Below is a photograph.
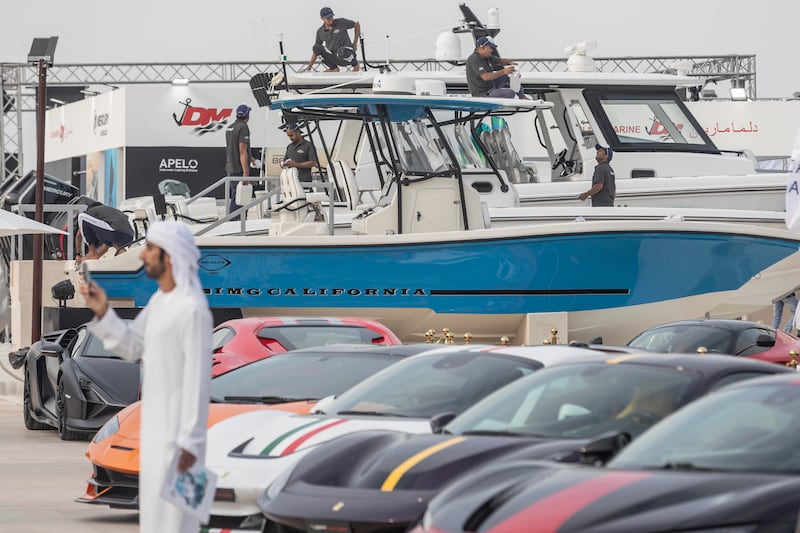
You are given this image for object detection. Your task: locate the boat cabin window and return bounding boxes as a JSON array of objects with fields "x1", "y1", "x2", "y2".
[{"x1": 583, "y1": 88, "x2": 717, "y2": 153}]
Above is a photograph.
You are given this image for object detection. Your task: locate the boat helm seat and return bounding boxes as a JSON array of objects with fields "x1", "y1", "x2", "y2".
[
  {"x1": 273, "y1": 168, "x2": 325, "y2": 220},
  {"x1": 331, "y1": 160, "x2": 376, "y2": 211}
]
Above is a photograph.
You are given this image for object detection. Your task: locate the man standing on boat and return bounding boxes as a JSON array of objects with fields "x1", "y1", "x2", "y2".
[
  {"x1": 225, "y1": 104, "x2": 252, "y2": 221},
  {"x1": 302, "y1": 7, "x2": 361, "y2": 73},
  {"x1": 466, "y1": 36, "x2": 524, "y2": 99},
  {"x1": 281, "y1": 123, "x2": 318, "y2": 183},
  {"x1": 579, "y1": 144, "x2": 616, "y2": 206}
]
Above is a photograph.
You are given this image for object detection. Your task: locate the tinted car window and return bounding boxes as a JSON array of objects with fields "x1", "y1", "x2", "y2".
[
  {"x1": 735, "y1": 328, "x2": 773, "y2": 356},
  {"x1": 711, "y1": 372, "x2": 774, "y2": 391},
  {"x1": 628, "y1": 325, "x2": 733, "y2": 354},
  {"x1": 210, "y1": 351, "x2": 403, "y2": 402},
  {"x1": 609, "y1": 383, "x2": 800, "y2": 473},
  {"x1": 328, "y1": 352, "x2": 540, "y2": 418},
  {"x1": 446, "y1": 363, "x2": 698, "y2": 439},
  {"x1": 82, "y1": 332, "x2": 122, "y2": 358}
]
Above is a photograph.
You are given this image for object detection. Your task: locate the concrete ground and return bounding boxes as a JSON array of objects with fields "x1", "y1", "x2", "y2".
[{"x1": 0, "y1": 382, "x2": 138, "y2": 532}]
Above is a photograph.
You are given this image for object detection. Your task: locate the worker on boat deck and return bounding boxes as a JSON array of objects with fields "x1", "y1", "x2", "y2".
[
  {"x1": 579, "y1": 144, "x2": 616, "y2": 207},
  {"x1": 302, "y1": 7, "x2": 361, "y2": 73},
  {"x1": 466, "y1": 36, "x2": 525, "y2": 99},
  {"x1": 224, "y1": 104, "x2": 252, "y2": 221},
  {"x1": 281, "y1": 123, "x2": 319, "y2": 184}
]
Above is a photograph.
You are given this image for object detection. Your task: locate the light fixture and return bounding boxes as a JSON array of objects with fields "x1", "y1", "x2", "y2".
[
  {"x1": 80, "y1": 89, "x2": 100, "y2": 96},
  {"x1": 729, "y1": 87, "x2": 747, "y2": 101},
  {"x1": 700, "y1": 88, "x2": 717, "y2": 99},
  {"x1": 49, "y1": 97, "x2": 66, "y2": 105},
  {"x1": 171, "y1": 78, "x2": 190, "y2": 86}
]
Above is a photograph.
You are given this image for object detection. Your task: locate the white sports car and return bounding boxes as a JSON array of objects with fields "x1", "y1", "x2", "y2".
[{"x1": 204, "y1": 344, "x2": 606, "y2": 530}]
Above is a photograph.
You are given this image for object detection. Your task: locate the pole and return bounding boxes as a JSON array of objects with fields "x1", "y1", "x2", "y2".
[{"x1": 31, "y1": 59, "x2": 46, "y2": 343}]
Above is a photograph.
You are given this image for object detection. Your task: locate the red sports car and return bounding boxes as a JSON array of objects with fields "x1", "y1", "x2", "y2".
[{"x1": 211, "y1": 316, "x2": 401, "y2": 376}]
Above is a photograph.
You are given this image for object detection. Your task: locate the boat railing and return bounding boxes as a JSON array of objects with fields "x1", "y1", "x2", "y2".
[{"x1": 192, "y1": 175, "x2": 337, "y2": 236}]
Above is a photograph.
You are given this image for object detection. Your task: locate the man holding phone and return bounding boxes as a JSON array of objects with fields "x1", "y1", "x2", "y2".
[{"x1": 80, "y1": 221, "x2": 212, "y2": 533}]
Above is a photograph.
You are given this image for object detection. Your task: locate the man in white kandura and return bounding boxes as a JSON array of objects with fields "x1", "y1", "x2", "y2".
[{"x1": 80, "y1": 221, "x2": 213, "y2": 532}]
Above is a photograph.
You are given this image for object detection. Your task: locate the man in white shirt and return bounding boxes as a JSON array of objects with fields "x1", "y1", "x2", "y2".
[{"x1": 80, "y1": 221, "x2": 212, "y2": 532}]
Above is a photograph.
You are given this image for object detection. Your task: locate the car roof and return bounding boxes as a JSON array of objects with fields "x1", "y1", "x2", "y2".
[
  {"x1": 636, "y1": 319, "x2": 773, "y2": 334},
  {"x1": 716, "y1": 371, "x2": 800, "y2": 390},
  {"x1": 552, "y1": 351, "x2": 795, "y2": 373}
]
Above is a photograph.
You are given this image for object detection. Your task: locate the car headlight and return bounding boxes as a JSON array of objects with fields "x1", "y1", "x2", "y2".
[{"x1": 93, "y1": 415, "x2": 120, "y2": 443}]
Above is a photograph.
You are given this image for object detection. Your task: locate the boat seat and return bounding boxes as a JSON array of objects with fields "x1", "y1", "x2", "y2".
[
  {"x1": 272, "y1": 168, "x2": 327, "y2": 223},
  {"x1": 331, "y1": 160, "x2": 376, "y2": 211},
  {"x1": 480, "y1": 125, "x2": 538, "y2": 184}
]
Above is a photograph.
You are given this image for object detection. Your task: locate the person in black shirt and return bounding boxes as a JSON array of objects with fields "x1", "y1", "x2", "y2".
[
  {"x1": 75, "y1": 202, "x2": 135, "y2": 263},
  {"x1": 281, "y1": 124, "x2": 318, "y2": 183},
  {"x1": 579, "y1": 144, "x2": 617, "y2": 206},
  {"x1": 466, "y1": 36, "x2": 524, "y2": 98},
  {"x1": 302, "y1": 7, "x2": 361, "y2": 72},
  {"x1": 225, "y1": 104, "x2": 252, "y2": 220}
]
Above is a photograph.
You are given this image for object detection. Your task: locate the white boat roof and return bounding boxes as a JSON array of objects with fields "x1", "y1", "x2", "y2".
[{"x1": 286, "y1": 69, "x2": 698, "y2": 90}]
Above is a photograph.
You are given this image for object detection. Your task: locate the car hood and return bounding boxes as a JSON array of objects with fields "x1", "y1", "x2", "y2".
[
  {"x1": 425, "y1": 464, "x2": 800, "y2": 533},
  {"x1": 282, "y1": 433, "x2": 583, "y2": 493},
  {"x1": 206, "y1": 411, "x2": 431, "y2": 463},
  {"x1": 75, "y1": 357, "x2": 140, "y2": 404}
]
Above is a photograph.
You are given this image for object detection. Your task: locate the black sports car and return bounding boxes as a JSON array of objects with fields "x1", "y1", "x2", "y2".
[
  {"x1": 22, "y1": 322, "x2": 140, "y2": 440},
  {"x1": 258, "y1": 353, "x2": 793, "y2": 533},
  {"x1": 413, "y1": 373, "x2": 800, "y2": 533}
]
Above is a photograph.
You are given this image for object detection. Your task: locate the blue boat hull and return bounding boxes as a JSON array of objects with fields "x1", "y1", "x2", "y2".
[{"x1": 92, "y1": 228, "x2": 799, "y2": 315}]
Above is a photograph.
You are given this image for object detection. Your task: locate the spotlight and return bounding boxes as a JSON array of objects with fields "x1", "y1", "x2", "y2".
[
  {"x1": 51, "y1": 279, "x2": 75, "y2": 307},
  {"x1": 171, "y1": 78, "x2": 190, "y2": 86}
]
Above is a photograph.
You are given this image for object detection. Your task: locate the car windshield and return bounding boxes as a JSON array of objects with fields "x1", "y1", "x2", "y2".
[
  {"x1": 628, "y1": 325, "x2": 733, "y2": 354},
  {"x1": 609, "y1": 381, "x2": 800, "y2": 473},
  {"x1": 257, "y1": 325, "x2": 383, "y2": 350},
  {"x1": 327, "y1": 352, "x2": 540, "y2": 418},
  {"x1": 446, "y1": 363, "x2": 697, "y2": 439},
  {"x1": 82, "y1": 333, "x2": 123, "y2": 358},
  {"x1": 210, "y1": 351, "x2": 403, "y2": 402}
]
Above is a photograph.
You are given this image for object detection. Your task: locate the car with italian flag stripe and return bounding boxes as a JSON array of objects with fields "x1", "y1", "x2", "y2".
[{"x1": 203, "y1": 344, "x2": 608, "y2": 530}]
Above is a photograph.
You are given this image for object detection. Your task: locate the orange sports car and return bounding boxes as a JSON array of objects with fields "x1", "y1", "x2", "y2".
[{"x1": 77, "y1": 343, "x2": 426, "y2": 509}]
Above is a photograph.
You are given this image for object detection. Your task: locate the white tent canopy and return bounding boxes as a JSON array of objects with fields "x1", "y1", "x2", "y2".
[{"x1": 0, "y1": 209, "x2": 66, "y2": 237}]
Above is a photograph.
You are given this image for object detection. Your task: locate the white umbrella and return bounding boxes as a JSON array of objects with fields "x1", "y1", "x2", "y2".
[{"x1": 0, "y1": 209, "x2": 66, "y2": 237}]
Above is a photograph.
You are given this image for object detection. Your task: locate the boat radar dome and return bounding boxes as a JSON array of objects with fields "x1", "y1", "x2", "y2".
[
  {"x1": 565, "y1": 41, "x2": 597, "y2": 73},
  {"x1": 435, "y1": 31, "x2": 462, "y2": 62},
  {"x1": 372, "y1": 75, "x2": 417, "y2": 95},
  {"x1": 486, "y1": 7, "x2": 500, "y2": 29}
]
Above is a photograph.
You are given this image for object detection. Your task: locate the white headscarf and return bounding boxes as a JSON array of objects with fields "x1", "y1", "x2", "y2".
[{"x1": 146, "y1": 221, "x2": 201, "y2": 294}]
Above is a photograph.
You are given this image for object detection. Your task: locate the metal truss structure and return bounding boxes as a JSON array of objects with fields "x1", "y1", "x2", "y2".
[{"x1": 0, "y1": 54, "x2": 757, "y2": 184}]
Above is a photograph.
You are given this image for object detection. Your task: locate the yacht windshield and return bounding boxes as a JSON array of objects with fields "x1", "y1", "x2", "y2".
[
  {"x1": 391, "y1": 120, "x2": 449, "y2": 174},
  {"x1": 584, "y1": 89, "x2": 717, "y2": 152}
]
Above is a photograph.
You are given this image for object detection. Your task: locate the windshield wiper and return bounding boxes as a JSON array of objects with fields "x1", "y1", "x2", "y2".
[
  {"x1": 658, "y1": 461, "x2": 714, "y2": 471},
  {"x1": 335, "y1": 410, "x2": 413, "y2": 417},
  {"x1": 223, "y1": 396, "x2": 317, "y2": 404},
  {"x1": 459, "y1": 430, "x2": 534, "y2": 437}
]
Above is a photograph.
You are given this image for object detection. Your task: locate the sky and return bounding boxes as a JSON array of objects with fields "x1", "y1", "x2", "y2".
[{"x1": 0, "y1": 0, "x2": 798, "y2": 98}]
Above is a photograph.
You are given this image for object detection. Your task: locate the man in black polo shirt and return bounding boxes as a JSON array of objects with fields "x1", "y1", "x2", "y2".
[
  {"x1": 466, "y1": 36, "x2": 524, "y2": 99},
  {"x1": 579, "y1": 144, "x2": 617, "y2": 206},
  {"x1": 281, "y1": 123, "x2": 318, "y2": 183},
  {"x1": 302, "y1": 6, "x2": 361, "y2": 72},
  {"x1": 225, "y1": 104, "x2": 252, "y2": 220}
]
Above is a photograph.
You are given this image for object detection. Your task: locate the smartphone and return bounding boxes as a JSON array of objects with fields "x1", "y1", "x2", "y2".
[{"x1": 81, "y1": 262, "x2": 92, "y2": 286}]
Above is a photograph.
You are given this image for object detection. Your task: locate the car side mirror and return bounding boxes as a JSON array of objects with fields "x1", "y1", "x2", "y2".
[
  {"x1": 756, "y1": 334, "x2": 775, "y2": 347},
  {"x1": 429, "y1": 412, "x2": 457, "y2": 434},
  {"x1": 590, "y1": 336, "x2": 603, "y2": 345},
  {"x1": 40, "y1": 342, "x2": 64, "y2": 357},
  {"x1": 579, "y1": 431, "x2": 631, "y2": 466},
  {"x1": 311, "y1": 395, "x2": 337, "y2": 414}
]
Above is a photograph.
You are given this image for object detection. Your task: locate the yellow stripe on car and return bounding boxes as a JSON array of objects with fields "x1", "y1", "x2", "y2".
[
  {"x1": 606, "y1": 354, "x2": 642, "y2": 364},
  {"x1": 381, "y1": 437, "x2": 468, "y2": 492}
]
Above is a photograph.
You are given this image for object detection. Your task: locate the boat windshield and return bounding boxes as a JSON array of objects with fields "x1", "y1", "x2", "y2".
[
  {"x1": 391, "y1": 119, "x2": 450, "y2": 174},
  {"x1": 584, "y1": 88, "x2": 717, "y2": 152}
]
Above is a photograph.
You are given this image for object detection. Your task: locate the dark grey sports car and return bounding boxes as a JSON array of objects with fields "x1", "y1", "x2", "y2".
[{"x1": 21, "y1": 322, "x2": 140, "y2": 440}]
